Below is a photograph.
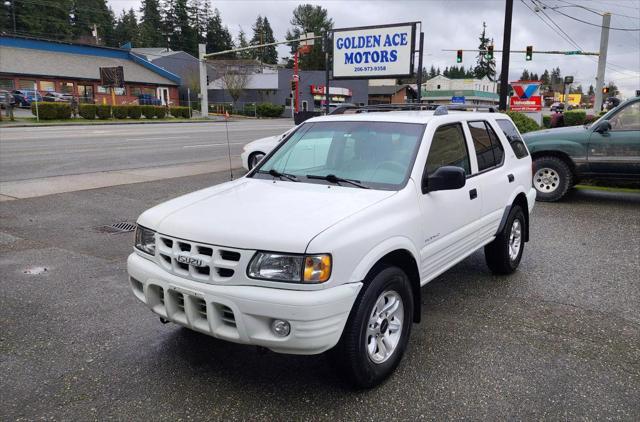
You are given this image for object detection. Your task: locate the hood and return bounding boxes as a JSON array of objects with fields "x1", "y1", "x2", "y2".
[
  {"x1": 523, "y1": 125, "x2": 589, "y2": 141},
  {"x1": 138, "y1": 178, "x2": 396, "y2": 252},
  {"x1": 245, "y1": 135, "x2": 280, "y2": 151}
]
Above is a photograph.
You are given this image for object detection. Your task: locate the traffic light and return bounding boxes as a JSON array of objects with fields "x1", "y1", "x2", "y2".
[
  {"x1": 602, "y1": 87, "x2": 610, "y2": 94},
  {"x1": 526, "y1": 46, "x2": 533, "y2": 61},
  {"x1": 456, "y1": 50, "x2": 463, "y2": 63},
  {"x1": 486, "y1": 45, "x2": 494, "y2": 60}
]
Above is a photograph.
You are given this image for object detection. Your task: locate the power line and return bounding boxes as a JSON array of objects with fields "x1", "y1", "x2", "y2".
[
  {"x1": 537, "y1": 0, "x2": 640, "y2": 30},
  {"x1": 554, "y1": 0, "x2": 640, "y2": 20},
  {"x1": 520, "y1": 0, "x2": 583, "y2": 51}
]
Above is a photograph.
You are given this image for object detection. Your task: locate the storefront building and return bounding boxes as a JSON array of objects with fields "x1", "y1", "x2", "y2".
[{"x1": 0, "y1": 35, "x2": 180, "y2": 105}]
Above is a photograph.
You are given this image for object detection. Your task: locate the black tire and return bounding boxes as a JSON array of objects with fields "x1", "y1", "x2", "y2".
[
  {"x1": 330, "y1": 266, "x2": 414, "y2": 389},
  {"x1": 533, "y1": 156, "x2": 573, "y2": 202},
  {"x1": 485, "y1": 205, "x2": 526, "y2": 275},
  {"x1": 248, "y1": 152, "x2": 265, "y2": 170}
]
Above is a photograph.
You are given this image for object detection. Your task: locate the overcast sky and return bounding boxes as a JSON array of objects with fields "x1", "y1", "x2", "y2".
[{"x1": 107, "y1": 0, "x2": 640, "y2": 97}]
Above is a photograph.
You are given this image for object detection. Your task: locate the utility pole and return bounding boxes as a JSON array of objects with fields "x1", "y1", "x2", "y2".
[
  {"x1": 198, "y1": 43, "x2": 208, "y2": 118},
  {"x1": 416, "y1": 32, "x2": 424, "y2": 103},
  {"x1": 499, "y1": 0, "x2": 513, "y2": 111},
  {"x1": 593, "y1": 12, "x2": 611, "y2": 114}
]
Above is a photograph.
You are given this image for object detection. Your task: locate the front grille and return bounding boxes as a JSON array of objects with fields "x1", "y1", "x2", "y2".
[{"x1": 156, "y1": 234, "x2": 245, "y2": 284}]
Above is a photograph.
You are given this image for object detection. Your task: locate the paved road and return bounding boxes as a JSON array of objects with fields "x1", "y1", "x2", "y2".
[
  {"x1": 1, "y1": 173, "x2": 638, "y2": 420},
  {"x1": 0, "y1": 120, "x2": 293, "y2": 182}
]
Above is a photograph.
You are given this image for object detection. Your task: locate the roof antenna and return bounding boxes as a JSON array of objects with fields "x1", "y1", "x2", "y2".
[{"x1": 224, "y1": 110, "x2": 234, "y2": 180}]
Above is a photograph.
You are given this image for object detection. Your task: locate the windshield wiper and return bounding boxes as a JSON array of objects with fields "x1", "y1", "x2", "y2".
[
  {"x1": 259, "y1": 169, "x2": 298, "y2": 182},
  {"x1": 306, "y1": 174, "x2": 369, "y2": 189}
]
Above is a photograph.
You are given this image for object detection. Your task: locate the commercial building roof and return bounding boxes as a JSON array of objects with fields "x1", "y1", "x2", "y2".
[{"x1": 0, "y1": 36, "x2": 180, "y2": 86}]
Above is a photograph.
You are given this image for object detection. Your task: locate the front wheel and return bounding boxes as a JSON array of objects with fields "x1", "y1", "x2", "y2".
[
  {"x1": 331, "y1": 266, "x2": 414, "y2": 388},
  {"x1": 248, "y1": 152, "x2": 265, "y2": 170}
]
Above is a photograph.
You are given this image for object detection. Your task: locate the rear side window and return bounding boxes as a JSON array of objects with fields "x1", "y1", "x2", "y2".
[
  {"x1": 496, "y1": 119, "x2": 529, "y2": 159},
  {"x1": 426, "y1": 123, "x2": 470, "y2": 176},
  {"x1": 468, "y1": 121, "x2": 504, "y2": 172}
]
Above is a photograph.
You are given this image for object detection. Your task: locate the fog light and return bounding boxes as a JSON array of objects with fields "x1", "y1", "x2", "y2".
[{"x1": 271, "y1": 319, "x2": 291, "y2": 337}]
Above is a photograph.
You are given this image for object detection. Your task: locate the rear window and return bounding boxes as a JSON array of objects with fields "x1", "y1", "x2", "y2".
[{"x1": 496, "y1": 119, "x2": 529, "y2": 159}]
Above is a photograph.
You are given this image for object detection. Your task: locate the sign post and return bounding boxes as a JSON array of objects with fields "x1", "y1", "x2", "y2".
[{"x1": 510, "y1": 80, "x2": 542, "y2": 125}]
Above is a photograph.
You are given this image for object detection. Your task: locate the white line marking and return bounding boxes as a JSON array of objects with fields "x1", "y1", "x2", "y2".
[{"x1": 183, "y1": 144, "x2": 216, "y2": 148}]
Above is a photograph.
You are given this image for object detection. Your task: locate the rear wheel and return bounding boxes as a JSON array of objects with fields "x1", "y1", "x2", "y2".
[
  {"x1": 533, "y1": 156, "x2": 573, "y2": 202},
  {"x1": 485, "y1": 205, "x2": 526, "y2": 275},
  {"x1": 331, "y1": 266, "x2": 413, "y2": 388}
]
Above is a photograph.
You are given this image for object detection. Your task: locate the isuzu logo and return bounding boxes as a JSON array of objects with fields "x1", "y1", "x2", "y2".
[{"x1": 176, "y1": 253, "x2": 205, "y2": 267}]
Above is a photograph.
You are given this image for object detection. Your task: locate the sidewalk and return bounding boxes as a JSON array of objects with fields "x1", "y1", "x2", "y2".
[{"x1": 0, "y1": 159, "x2": 243, "y2": 201}]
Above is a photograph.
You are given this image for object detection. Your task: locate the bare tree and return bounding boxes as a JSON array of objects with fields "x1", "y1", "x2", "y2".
[{"x1": 221, "y1": 66, "x2": 249, "y2": 106}]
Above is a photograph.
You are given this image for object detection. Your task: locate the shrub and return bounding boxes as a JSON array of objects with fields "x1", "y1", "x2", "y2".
[
  {"x1": 127, "y1": 105, "x2": 142, "y2": 119},
  {"x1": 79, "y1": 104, "x2": 97, "y2": 119},
  {"x1": 584, "y1": 114, "x2": 597, "y2": 125},
  {"x1": 564, "y1": 110, "x2": 587, "y2": 126},
  {"x1": 31, "y1": 102, "x2": 71, "y2": 120},
  {"x1": 542, "y1": 115, "x2": 551, "y2": 128},
  {"x1": 170, "y1": 106, "x2": 190, "y2": 118},
  {"x1": 598, "y1": 110, "x2": 607, "y2": 116},
  {"x1": 96, "y1": 105, "x2": 111, "y2": 119},
  {"x1": 140, "y1": 105, "x2": 155, "y2": 118},
  {"x1": 256, "y1": 102, "x2": 285, "y2": 118},
  {"x1": 154, "y1": 106, "x2": 167, "y2": 118},
  {"x1": 243, "y1": 103, "x2": 256, "y2": 116},
  {"x1": 112, "y1": 105, "x2": 128, "y2": 119},
  {"x1": 505, "y1": 111, "x2": 540, "y2": 133}
]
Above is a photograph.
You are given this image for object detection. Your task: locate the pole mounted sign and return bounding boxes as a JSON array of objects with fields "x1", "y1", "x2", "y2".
[
  {"x1": 509, "y1": 80, "x2": 542, "y2": 112},
  {"x1": 332, "y1": 22, "x2": 416, "y2": 79}
]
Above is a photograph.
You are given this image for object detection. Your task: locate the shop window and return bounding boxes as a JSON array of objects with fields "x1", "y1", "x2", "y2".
[
  {"x1": 18, "y1": 79, "x2": 36, "y2": 90},
  {"x1": 98, "y1": 86, "x2": 126, "y2": 95},
  {"x1": 40, "y1": 81, "x2": 55, "y2": 92},
  {"x1": 0, "y1": 78, "x2": 15, "y2": 90},
  {"x1": 130, "y1": 87, "x2": 142, "y2": 96},
  {"x1": 60, "y1": 82, "x2": 74, "y2": 94},
  {"x1": 142, "y1": 87, "x2": 155, "y2": 96}
]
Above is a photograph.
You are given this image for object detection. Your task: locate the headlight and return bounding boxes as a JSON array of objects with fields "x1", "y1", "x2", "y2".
[
  {"x1": 134, "y1": 225, "x2": 156, "y2": 255},
  {"x1": 248, "y1": 252, "x2": 331, "y2": 283}
]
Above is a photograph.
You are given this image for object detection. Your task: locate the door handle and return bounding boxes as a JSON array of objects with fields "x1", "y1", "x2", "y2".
[
  {"x1": 469, "y1": 189, "x2": 478, "y2": 200},
  {"x1": 508, "y1": 174, "x2": 515, "y2": 183}
]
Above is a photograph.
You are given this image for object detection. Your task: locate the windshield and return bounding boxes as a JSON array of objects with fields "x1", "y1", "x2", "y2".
[{"x1": 252, "y1": 121, "x2": 425, "y2": 190}]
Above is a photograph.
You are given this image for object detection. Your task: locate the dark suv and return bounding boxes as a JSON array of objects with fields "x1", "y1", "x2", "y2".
[{"x1": 523, "y1": 97, "x2": 640, "y2": 201}]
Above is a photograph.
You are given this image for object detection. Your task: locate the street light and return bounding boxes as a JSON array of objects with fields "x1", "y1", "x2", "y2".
[{"x1": 3, "y1": 0, "x2": 16, "y2": 33}]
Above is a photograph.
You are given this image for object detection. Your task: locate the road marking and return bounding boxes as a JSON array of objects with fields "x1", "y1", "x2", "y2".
[
  {"x1": 125, "y1": 136, "x2": 185, "y2": 141},
  {"x1": 183, "y1": 144, "x2": 216, "y2": 148}
]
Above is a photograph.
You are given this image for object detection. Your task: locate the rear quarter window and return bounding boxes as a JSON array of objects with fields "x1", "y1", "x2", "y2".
[{"x1": 496, "y1": 119, "x2": 529, "y2": 159}]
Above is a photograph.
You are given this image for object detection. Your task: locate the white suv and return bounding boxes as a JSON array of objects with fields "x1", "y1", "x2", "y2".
[{"x1": 128, "y1": 108, "x2": 536, "y2": 388}]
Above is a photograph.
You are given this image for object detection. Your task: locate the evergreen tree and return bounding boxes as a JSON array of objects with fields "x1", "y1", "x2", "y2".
[
  {"x1": 205, "y1": 9, "x2": 234, "y2": 57},
  {"x1": 550, "y1": 67, "x2": 563, "y2": 92},
  {"x1": 436, "y1": 67, "x2": 441, "y2": 76},
  {"x1": 540, "y1": 69, "x2": 550, "y2": 86},
  {"x1": 164, "y1": 0, "x2": 197, "y2": 55},
  {"x1": 473, "y1": 22, "x2": 496, "y2": 80},
  {"x1": 588, "y1": 84, "x2": 595, "y2": 96},
  {"x1": 72, "y1": 0, "x2": 116, "y2": 46},
  {"x1": 428, "y1": 65, "x2": 437, "y2": 78},
  {"x1": 285, "y1": 4, "x2": 333, "y2": 70},
  {"x1": 236, "y1": 28, "x2": 253, "y2": 59},
  {"x1": 114, "y1": 8, "x2": 139, "y2": 47},
  {"x1": 519, "y1": 69, "x2": 530, "y2": 80},
  {"x1": 139, "y1": 0, "x2": 164, "y2": 47}
]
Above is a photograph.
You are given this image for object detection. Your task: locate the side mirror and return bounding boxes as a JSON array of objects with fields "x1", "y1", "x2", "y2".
[
  {"x1": 422, "y1": 166, "x2": 466, "y2": 194},
  {"x1": 594, "y1": 120, "x2": 611, "y2": 134}
]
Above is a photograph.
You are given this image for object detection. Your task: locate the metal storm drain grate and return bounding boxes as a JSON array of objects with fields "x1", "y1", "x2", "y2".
[{"x1": 94, "y1": 221, "x2": 136, "y2": 234}]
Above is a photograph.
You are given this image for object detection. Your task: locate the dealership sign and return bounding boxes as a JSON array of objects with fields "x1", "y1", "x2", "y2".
[
  {"x1": 510, "y1": 81, "x2": 542, "y2": 112},
  {"x1": 332, "y1": 23, "x2": 416, "y2": 79}
]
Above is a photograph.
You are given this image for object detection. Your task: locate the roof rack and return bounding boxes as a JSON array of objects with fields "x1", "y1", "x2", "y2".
[{"x1": 329, "y1": 103, "x2": 498, "y2": 115}]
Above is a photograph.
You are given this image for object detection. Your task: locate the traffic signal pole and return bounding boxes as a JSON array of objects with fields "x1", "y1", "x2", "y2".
[
  {"x1": 198, "y1": 44, "x2": 208, "y2": 118},
  {"x1": 499, "y1": 0, "x2": 513, "y2": 111},
  {"x1": 593, "y1": 12, "x2": 611, "y2": 114}
]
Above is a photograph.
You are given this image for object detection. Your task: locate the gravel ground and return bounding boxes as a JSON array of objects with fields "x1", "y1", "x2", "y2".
[{"x1": 1, "y1": 173, "x2": 638, "y2": 421}]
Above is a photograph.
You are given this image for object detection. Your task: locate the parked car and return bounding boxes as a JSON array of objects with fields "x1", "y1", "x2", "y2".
[
  {"x1": 42, "y1": 92, "x2": 72, "y2": 102},
  {"x1": 12, "y1": 89, "x2": 43, "y2": 107},
  {"x1": 128, "y1": 106, "x2": 536, "y2": 387},
  {"x1": 241, "y1": 127, "x2": 295, "y2": 170},
  {"x1": 524, "y1": 96, "x2": 640, "y2": 201},
  {"x1": 550, "y1": 102, "x2": 574, "y2": 112},
  {"x1": 138, "y1": 94, "x2": 161, "y2": 105}
]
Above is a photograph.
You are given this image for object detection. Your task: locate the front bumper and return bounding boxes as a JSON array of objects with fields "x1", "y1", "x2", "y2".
[
  {"x1": 240, "y1": 150, "x2": 250, "y2": 170},
  {"x1": 127, "y1": 253, "x2": 362, "y2": 354}
]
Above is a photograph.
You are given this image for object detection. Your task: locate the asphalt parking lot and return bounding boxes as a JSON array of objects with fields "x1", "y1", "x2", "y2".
[{"x1": 1, "y1": 173, "x2": 639, "y2": 420}]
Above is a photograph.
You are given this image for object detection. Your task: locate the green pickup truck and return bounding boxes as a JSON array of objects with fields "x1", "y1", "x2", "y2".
[{"x1": 523, "y1": 97, "x2": 640, "y2": 201}]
